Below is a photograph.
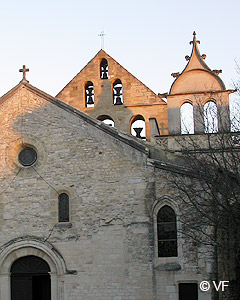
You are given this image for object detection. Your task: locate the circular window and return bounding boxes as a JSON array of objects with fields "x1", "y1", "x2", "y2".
[{"x1": 18, "y1": 147, "x2": 37, "y2": 166}]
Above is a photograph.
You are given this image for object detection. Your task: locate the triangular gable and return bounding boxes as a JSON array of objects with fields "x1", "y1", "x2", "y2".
[{"x1": 56, "y1": 49, "x2": 165, "y2": 106}]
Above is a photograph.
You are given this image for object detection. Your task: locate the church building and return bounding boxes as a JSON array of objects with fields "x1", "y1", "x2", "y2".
[{"x1": 0, "y1": 32, "x2": 234, "y2": 300}]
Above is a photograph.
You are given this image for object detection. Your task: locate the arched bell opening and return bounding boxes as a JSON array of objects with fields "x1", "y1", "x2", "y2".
[
  {"x1": 113, "y1": 79, "x2": 123, "y2": 105},
  {"x1": 130, "y1": 115, "x2": 146, "y2": 139},
  {"x1": 204, "y1": 101, "x2": 218, "y2": 133},
  {"x1": 100, "y1": 58, "x2": 109, "y2": 79},
  {"x1": 85, "y1": 81, "x2": 95, "y2": 108},
  {"x1": 180, "y1": 102, "x2": 194, "y2": 134},
  {"x1": 11, "y1": 255, "x2": 51, "y2": 300},
  {"x1": 97, "y1": 115, "x2": 115, "y2": 127}
]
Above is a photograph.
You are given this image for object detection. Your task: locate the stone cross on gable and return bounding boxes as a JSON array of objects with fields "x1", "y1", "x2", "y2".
[{"x1": 19, "y1": 65, "x2": 29, "y2": 82}]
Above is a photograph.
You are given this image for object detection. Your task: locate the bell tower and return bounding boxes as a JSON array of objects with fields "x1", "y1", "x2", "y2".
[{"x1": 166, "y1": 32, "x2": 234, "y2": 135}]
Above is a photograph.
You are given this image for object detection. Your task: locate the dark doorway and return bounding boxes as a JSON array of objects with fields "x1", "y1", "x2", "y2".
[
  {"x1": 11, "y1": 256, "x2": 51, "y2": 300},
  {"x1": 179, "y1": 283, "x2": 198, "y2": 300}
]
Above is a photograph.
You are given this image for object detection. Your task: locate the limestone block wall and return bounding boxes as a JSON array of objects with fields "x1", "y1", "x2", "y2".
[
  {"x1": 0, "y1": 85, "x2": 213, "y2": 299},
  {"x1": 152, "y1": 168, "x2": 212, "y2": 300},
  {"x1": 0, "y1": 86, "x2": 155, "y2": 299}
]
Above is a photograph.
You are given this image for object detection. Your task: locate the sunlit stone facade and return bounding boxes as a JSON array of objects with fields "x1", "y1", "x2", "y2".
[{"x1": 0, "y1": 32, "x2": 233, "y2": 300}]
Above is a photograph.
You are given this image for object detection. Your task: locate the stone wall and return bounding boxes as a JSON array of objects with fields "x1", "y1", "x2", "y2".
[
  {"x1": 0, "y1": 85, "x2": 212, "y2": 299},
  {"x1": 0, "y1": 85, "x2": 154, "y2": 299}
]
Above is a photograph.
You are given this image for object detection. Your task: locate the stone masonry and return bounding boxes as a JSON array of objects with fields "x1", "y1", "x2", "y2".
[
  {"x1": 0, "y1": 31, "x2": 234, "y2": 300},
  {"x1": 0, "y1": 81, "x2": 212, "y2": 300}
]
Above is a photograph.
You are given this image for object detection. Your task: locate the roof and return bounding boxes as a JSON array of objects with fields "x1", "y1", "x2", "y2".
[{"x1": 169, "y1": 32, "x2": 226, "y2": 95}]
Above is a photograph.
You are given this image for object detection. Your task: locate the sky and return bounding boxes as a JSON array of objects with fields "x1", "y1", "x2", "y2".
[{"x1": 0, "y1": 0, "x2": 239, "y2": 100}]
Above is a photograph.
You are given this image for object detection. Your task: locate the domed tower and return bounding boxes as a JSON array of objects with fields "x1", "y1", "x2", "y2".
[{"x1": 167, "y1": 32, "x2": 234, "y2": 135}]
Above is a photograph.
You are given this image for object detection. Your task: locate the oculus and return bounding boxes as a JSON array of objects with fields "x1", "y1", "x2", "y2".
[{"x1": 18, "y1": 147, "x2": 37, "y2": 166}]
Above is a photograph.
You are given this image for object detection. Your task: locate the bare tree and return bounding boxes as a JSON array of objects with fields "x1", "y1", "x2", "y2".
[{"x1": 170, "y1": 96, "x2": 240, "y2": 300}]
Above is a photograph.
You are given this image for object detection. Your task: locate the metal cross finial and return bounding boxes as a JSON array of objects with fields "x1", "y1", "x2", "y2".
[
  {"x1": 98, "y1": 30, "x2": 106, "y2": 49},
  {"x1": 19, "y1": 65, "x2": 29, "y2": 82},
  {"x1": 190, "y1": 31, "x2": 200, "y2": 45}
]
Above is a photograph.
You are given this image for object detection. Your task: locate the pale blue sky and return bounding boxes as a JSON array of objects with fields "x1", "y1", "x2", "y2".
[{"x1": 0, "y1": 0, "x2": 239, "y2": 97}]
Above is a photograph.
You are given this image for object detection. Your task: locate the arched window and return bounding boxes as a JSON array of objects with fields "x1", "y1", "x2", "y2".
[
  {"x1": 131, "y1": 115, "x2": 146, "y2": 139},
  {"x1": 180, "y1": 102, "x2": 194, "y2": 134},
  {"x1": 157, "y1": 205, "x2": 177, "y2": 257},
  {"x1": 58, "y1": 193, "x2": 69, "y2": 222},
  {"x1": 85, "y1": 81, "x2": 94, "y2": 108},
  {"x1": 100, "y1": 58, "x2": 108, "y2": 79},
  {"x1": 97, "y1": 115, "x2": 115, "y2": 127},
  {"x1": 113, "y1": 79, "x2": 123, "y2": 105},
  {"x1": 204, "y1": 101, "x2": 218, "y2": 133}
]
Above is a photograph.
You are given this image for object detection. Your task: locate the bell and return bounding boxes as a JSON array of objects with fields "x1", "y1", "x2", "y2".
[
  {"x1": 102, "y1": 72, "x2": 108, "y2": 79},
  {"x1": 87, "y1": 96, "x2": 94, "y2": 105},
  {"x1": 87, "y1": 87, "x2": 93, "y2": 94},
  {"x1": 115, "y1": 97, "x2": 122, "y2": 105},
  {"x1": 114, "y1": 86, "x2": 122, "y2": 96},
  {"x1": 134, "y1": 127, "x2": 143, "y2": 138}
]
